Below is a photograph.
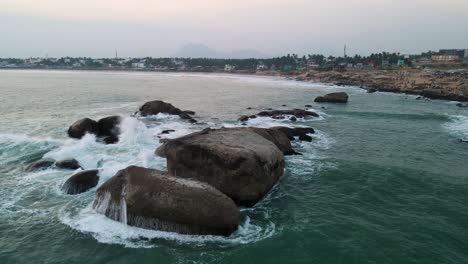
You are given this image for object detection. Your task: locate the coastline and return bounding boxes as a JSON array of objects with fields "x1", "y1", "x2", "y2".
[{"x1": 2, "y1": 67, "x2": 467, "y2": 102}]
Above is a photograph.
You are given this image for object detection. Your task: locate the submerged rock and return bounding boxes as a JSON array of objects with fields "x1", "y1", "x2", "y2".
[
  {"x1": 93, "y1": 166, "x2": 240, "y2": 236},
  {"x1": 67, "y1": 118, "x2": 99, "y2": 139},
  {"x1": 314, "y1": 92, "x2": 349, "y2": 103},
  {"x1": 24, "y1": 159, "x2": 55, "y2": 172},
  {"x1": 62, "y1": 169, "x2": 99, "y2": 195},
  {"x1": 156, "y1": 128, "x2": 285, "y2": 206},
  {"x1": 55, "y1": 159, "x2": 81, "y2": 170}
]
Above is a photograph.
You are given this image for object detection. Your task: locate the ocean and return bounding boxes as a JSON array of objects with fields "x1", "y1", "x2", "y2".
[{"x1": 0, "y1": 70, "x2": 467, "y2": 264}]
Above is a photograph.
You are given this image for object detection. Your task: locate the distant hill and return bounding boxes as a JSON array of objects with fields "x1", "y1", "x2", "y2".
[{"x1": 174, "y1": 44, "x2": 270, "y2": 59}]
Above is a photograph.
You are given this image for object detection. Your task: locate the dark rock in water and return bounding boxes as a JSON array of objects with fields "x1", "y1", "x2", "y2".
[
  {"x1": 314, "y1": 92, "x2": 349, "y2": 103},
  {"x1": 55, "y1": 159, "x2": 81, "y2": 170},
  {"x1": 249, "y1": 115, "x2": 257, "y2": 119},
  {"x1": 257, "y1": 109, "x2": 319, "y2": 118},
  {"x1": 102, "y1": 135, "x2": 119, "y2": 144},
  {"x1": 238, "y1": 115, "x2": 249, "y2": 122},
  {"x1": 24, "y1": 159, "x2": 55, "y2": 172},
  {"x1": 246, "y1": 107, "x2": 253, "y2": 110},
  {"x1": 160, "y1": 130, "x2": 175, "y2": 135},
  {"x1": 367, "y1": 88, "x2": 377, "y2": 93},
  {"x1": 299, "y1": 134, "x2": 313, "y2": 142},
  {"x1": 281, "y1": 104, "x2": 287, "y2": 107},
  {"x1": 305, "y1": 104, "x2": 312, "y2": 107},
  {"x1": 188, "y1": 118, "x2": 197, "y2": 124},
  {"x1": 182, "y1": 110, "x2": 196, "y2": 115},
  {"x1": 178, "y1": 113, "x2": 192, "y2": 120},
  {"x1": 270, "y1": 126, "x2": 315, "y2": 141},
  {"x1": 289, "y1": 116, "x2": 297, "y2": 122},
  {"x1": 456, "y1": 103, "x2": 468, "y2": 108},
  {"x1": 97, "y1": 116, "x2": 121, "y2": 138},
  {"x1": 416, "y1": 96, "x2": 422, "y2": 100},
  {"x1": 271, "y1": 115, "x2": 286, "y2": 120},
  {"x1": 67, "y1": 118, "x2": 99, "y2": 139},
  {"x1": 93, "y1": 166, "x2": 240, "y2": 236},
  {"x1": 241, "y1": 122, "x2": 247, "y2": 126},
  {"x1": 156, "y1": 128, "x2": 285, "y2": 206},
  {"x1": 138, "y1": 100, "x2": 183, "y2": 116},
  {"x1": 62, "y1": 169, "x2": 99, "y2": 195}
]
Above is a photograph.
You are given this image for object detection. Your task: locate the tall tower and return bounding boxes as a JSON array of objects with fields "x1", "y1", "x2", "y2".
[
  {"x1": 115, "y1": 49, "x2": 118, "y2": 59},
  {"x1": 344, "y1": 44, "x2": 347, "y2": 58}
]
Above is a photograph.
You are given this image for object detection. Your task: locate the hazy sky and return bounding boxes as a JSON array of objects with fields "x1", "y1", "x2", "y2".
[{"x1": 1, "y1": 0, "x2": 467, "y2": 58}]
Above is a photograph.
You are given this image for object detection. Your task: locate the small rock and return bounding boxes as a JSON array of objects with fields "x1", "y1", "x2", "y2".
[
  {"x1": 25, "y1": 159, "x2": 55, "y2": 172},
  {"x1": 160, "y1": 129, "x2": 175, "y2": 135},
  {"x1": 238, "y1": 115, "x2": 249, "y2": 122},
  {"x1": 55, "y1": 159, "x2": 81, "y2": 170},
  {"x1": 289, "y1": 116, "x2": 297, "y2": 122},
  {"x1": 299, "y1": 134, "x2": 313, "y2": 142},
  {"x1": 62, "y1": 170, "x2": 99, "y2": 195}
]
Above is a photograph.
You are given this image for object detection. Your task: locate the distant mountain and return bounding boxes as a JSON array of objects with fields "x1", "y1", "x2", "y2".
[{"x1": 173, "y1": 44, "x2": 270, "y2": 59}]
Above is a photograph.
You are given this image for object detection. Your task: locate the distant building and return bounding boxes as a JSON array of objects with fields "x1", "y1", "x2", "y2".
[
  {"x1": 397, "y1": 60, "x2": 405, "y2": 66},
  {"x1": 464, "y1": 49, "x2": 468, "y2": 59},
  {"x1": 256, "y1": 63, "x2": 268, "y2": 71},
  {"x1": 431, "y1": 55, "x2": 459, "y2": 62},
  {"x1": 382, "y1": 60, "x2": 390, "y2": 67},
  {"x1": 224, "y1": 64, "x2": 235, "y2": 72}
]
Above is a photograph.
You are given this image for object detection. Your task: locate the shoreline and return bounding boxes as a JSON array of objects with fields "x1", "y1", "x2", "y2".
[{"x1": 2, "y1": 67, "x2": 467, "y2": 102}]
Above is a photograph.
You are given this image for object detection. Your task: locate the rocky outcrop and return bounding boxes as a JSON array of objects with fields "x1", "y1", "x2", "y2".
[
  {"x1": 270, "y1": 127, "x2": 315, "y2": 141},
  {"x1": 138, "y1": 100, "x2": 196, "y2": 122},
  {"x1": 156, "y1": 128, "x2": 285, "y2": 206},
  {"x1": 62, "y1": 169, "x2": 99, "y2": 195},
  {"x1": 67, "y1": 116, "x2": 122, "y2": 144},
  {"x1": 314, "y1": 92, "x2": 349, "y2": 103},
  {"x1": 239, "y1": 109, "x2": 319, "y2": 122},
  {"x1": 93, "y1": 166, "x2": 240, "y2": 236},
  {"x1": 67, "y1": 118, "x2": 100, "y2": 139},
  {"x1": 55, "y1": 159, "x2": 81, "y2": 170},
  {"x1": 24, "y1": 159, "x2": 55, "y2": 172},
  {"x1": 139, "y1": 100, "x2": 183, "y2": 116}
]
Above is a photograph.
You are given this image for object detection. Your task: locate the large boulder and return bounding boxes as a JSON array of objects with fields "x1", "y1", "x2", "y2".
[
  {"x1": 156, "y1": 128, "x2": 285, "y2": 206},
  {"x1": 314, "y1": 92, "x2": 349, "y2": 103},
  {"x1": 247, "y1": 127, "x2": 297, "y2": 155},
  {"x1": 97, "y1": 116, "x2": 121, "y2": 137},
  {"x1": 67, "y1": 118, "x2": 100, "y2": 139},
  {"x1": 93, "y1": 166, "x2": 240, "y2": 236},
  {"x1": 62, "y1": 169, "x2": 99, "y2": 195},
  {"x1": 55, "y1": 159, "x2": 81, "y2": 170},
  {"x1": 138, "y1": 100, "x2": 183, "y2": 116},
  {"x1": 24, "y1": 159, "x2": 55, "y2": 172}
]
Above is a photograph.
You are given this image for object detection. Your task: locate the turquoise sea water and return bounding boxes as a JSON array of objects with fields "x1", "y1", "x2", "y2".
[{"x1": 0, "y1": 70, "x2": 467, "y2": 264}]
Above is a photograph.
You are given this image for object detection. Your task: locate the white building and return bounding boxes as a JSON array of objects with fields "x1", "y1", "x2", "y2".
[
  {"x1": 132, "y1": 62, "x2": 146, "y2": 68},
  {"x1": 224, "y1": 64, "x2": 235, "y2": 72}
]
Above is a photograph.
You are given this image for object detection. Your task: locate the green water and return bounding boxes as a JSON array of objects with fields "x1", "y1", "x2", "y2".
[{"x1": 0, "y1": 70, "x2": 467, "y2": 264}]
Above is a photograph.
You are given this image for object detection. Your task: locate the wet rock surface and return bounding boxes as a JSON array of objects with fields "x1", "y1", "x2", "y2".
[{"x1": 93, "y1": 166, "x2": 240, "y2": 236}]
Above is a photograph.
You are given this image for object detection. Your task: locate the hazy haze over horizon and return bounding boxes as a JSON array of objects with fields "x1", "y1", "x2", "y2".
[{"x1": 1, "y1": 0, "x2": 467, "y2": 58}]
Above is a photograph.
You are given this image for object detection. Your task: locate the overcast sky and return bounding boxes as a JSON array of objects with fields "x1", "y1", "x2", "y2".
[{"x1": 1, "y1": 0, "x2": 467, "y2": 58}]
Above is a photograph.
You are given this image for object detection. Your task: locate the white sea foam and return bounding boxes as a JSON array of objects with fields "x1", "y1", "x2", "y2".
[
  {"x1": 60, "y1": 204, "x2": 276, "y2": 248},
  {"x1": 445, "y1": 115, "x2": 468, "y2": 138}
]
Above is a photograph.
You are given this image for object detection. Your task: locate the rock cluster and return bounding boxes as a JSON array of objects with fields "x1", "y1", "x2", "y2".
[
  {"x1": 67, "y1": 115, "x2": 122, "y2": 144},
  {"x1": 34, "y1": 100, "x2": 320, "y2": 236},
  {"x1": 314, "y1": 92, "x2": 349, "y2": 103}
]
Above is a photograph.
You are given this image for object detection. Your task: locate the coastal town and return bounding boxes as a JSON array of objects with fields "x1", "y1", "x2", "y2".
[{"x1": 1, "y1": 48, "x2": 468, "y2": 101}]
